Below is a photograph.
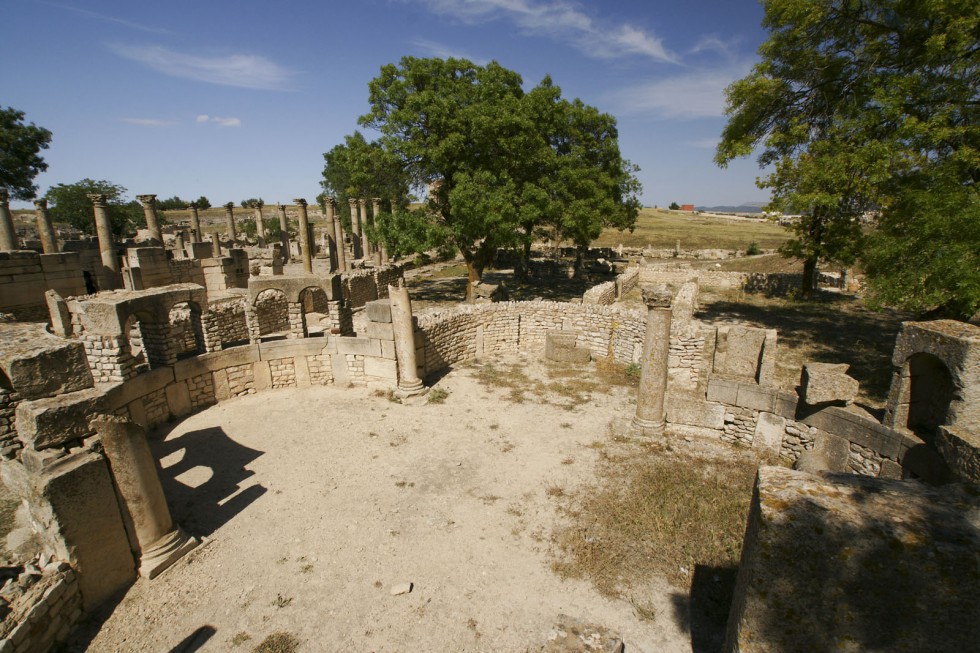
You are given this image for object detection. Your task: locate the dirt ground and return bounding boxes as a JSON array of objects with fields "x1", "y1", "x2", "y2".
[{"x1": 62, "y1": 354, "x2": 697, "y2": 653}]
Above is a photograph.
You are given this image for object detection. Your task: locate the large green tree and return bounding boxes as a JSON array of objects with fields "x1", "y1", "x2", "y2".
[
  {"x1": 1, "y1": 106, "x2": 52, "y2": 200},
  {"x1": 45, "y1": 179, "x2": 142, "y2": 237},
  {"x1": 358, "y1": 57, "x2": 639, "y2": 296},
  {"x1": 716, "y1": 0, "x2": 978, "y2": 315}
]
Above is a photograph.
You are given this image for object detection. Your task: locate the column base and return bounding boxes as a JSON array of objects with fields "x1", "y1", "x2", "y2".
[
  {"x1": 631, "y1": 414, "x2": 665, "y2": 437},
  {"x1": 395, "y1": 379, "x2": 426, "y2": 400},
  {"x1": 139, "y1": 526, "x2": 200, "y2": 580}
]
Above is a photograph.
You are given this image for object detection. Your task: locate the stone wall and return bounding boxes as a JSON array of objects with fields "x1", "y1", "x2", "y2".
[
  {"x1": 582, "y1": 267, "x2": 639, "y2": 305},
  {"x1": 254, "y1": 291, "x2": 289, "y2": 337},
  {"x1": 202, "y1": 294, "x2": 249, "y2": 350},
  {"x1": 0, "y1": 563, "x2": 82, "y2": 653},
  {"x1": 639, "y1": 263, "x2": 803, "y2": 295},
  {"x1": 0, "y1": 252, "x2": 86, "y2": 321},
  {"x1": 343, "y1": 265, "x2": 404, "y2": 308}
]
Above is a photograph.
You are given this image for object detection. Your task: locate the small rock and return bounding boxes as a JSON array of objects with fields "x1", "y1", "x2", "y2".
[
  {"x1": 684, "y1": 436, "x2": 693, "y2": 443},
  {"x1": 390, "y1": 582, "x2": 413, "y2": 596},
  {"x1": 37, "y1": 554, "x2": 51, "y2": 569}
]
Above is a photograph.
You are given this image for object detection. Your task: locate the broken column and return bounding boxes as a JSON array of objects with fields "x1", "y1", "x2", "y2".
[
  {"x1": 632, "y1": 286, "x2": 673, "y2": 436},
  {"x1": 188, "y1": 201, "x2": 201, "y2": 242},
  {"x1": 359, "y1": 198, "x2": 372, "y2": 258},
  {"x1": 254, "y1": 203, "x2": 266, "y2": 246},
  {"x1": 0, "y1": 189, "x2": 16, "y2": 251},
  {"x1": 294, "y1": 198, "x2": 313, "y2": 273},
  {"x1": 90, "y1": 415, "x2": 198, "y2": 579},
  {"x1": 223, "y1": 202, "x2": 236, "y2": 245},
  {"x1": 388, "y1": 281, "x2": 425, "y2": 398},
  {"x1": 348, "y1": 198, "x2": 362, "y2": 258},
  {"x1": 88, "y1": 193, "x2": 121, "y2": 287},
  {"x1": 136, "y1": 194, "x2": 162, "y2": 246},
  {"x1": 34, "y1": 198, "x2": 58, "y2": 253},
  {"x1": 210, "y1": 233, "x2": 221, "y2": 257}
]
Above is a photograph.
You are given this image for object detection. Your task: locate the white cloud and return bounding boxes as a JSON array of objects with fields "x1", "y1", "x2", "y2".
[
  {"x1": 610, "y1": 66, "x2": 749, "y2": 119},
  {"x1": 195, "y1": 114, "x2": 241, "y2": 127},
  {"x1": 122, "y1": 117, "x2": 176, "y2": 127},
  {"x1": 40, "y1": 1, "x2": 170, "y2": 34},
  {"x1": 688, "y1": 35, "x2": 740, "y2": 60},
  {"x1": 688, "y1": 137, "x2": 721, "y2": 149},
  {"x1": 411, "y1": 39, "x2": 488, "y2": 64},
  {"x1": 413, "y1": 0, "x2": 678, "y2": 64},
  {"x1": 108, "y1": 43, "x2": 296, "y2": 90}
]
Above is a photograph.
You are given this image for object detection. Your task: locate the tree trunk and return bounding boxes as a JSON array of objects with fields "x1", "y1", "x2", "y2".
[
  {"x1": 572, "y1": 245, "x2": 586, "y2": 280},
  {"x1": 464, "y1": 255, "x2": 482, "y2": 303},
  {"x1": 801, "y1": 256, "x2": 818, "y2": 298}
]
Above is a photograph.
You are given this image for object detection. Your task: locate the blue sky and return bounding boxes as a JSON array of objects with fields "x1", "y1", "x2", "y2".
[{"x1": 4, "y1": 0, "x2": 771, "y2": 209}]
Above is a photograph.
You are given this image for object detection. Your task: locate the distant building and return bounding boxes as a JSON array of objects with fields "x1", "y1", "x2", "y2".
[{"x1": 680, "y1": 204, "x2": 695, "y2": 212}]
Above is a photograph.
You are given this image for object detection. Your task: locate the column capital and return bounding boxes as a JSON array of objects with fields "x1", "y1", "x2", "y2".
[
  {"x1": 33, "y1": 198, "x2": 48, "y2": 210},
  {"x1": 358, "y1": 198, "x2": 367, "y2": 206},
  {"x1": 0, "y1": 189, "x2": 8, "y2": 204},
  {"x1": 371, "y1": 197, "x2": 382, "y2": 203},
  {"x1": 641, "y1": 286, "x2": 673, "y2": 309},
  {"x1": 326, "y1": 196, "x2": 336, "y2": 208},
  {"x1": 87, "y1": 193, "x2": 108, "y2": 207},
  {"x1": 293, "y1": 198, "x2": 307, "y2": 207},
  {"x1": 136, "y1": 194, "x2": 157, "y2": 207},
  {"x1": 348, "y1": 198, "x2": 358, "y2": 207}
]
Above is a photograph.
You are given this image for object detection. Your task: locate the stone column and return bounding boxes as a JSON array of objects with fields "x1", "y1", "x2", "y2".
[
  {"x1": 329, "y1": 197, "x2": 348, "y2": 273},
  {"x1": 359, "y1": 198, "x2": 371, "y2": 258},
  {"x1": 277, "y1": 204, "x2": 290, "y2": 261},
  {"x1": 254, "y1": 204, "x2": 266, "y2": 246},
  {"x1": 188, "y1": 202, "x2": 202, "y2": 243},
  {"x1": 223, "y1": 202, "x2": 236, "y2": 244},
  {"x1": 210, "y1": 233, "x2": 221, "y2": 257},
  {"x1": 294, "y1": 198, "x2": 313, "y2": 273},
  {"x1": 631, "y1": 286, "x2": 673, "y2": 436},
  {"x1": 388, "y1": 281, "x2": 425, "y2": 398},
  {"x1": 90, "y1": 415, "x2": 199, "y2": 579},
  {"x1": 371, "y1": 197, "x2": 384, "y2": 264},
  {"x1": 348, "y1": 198, "x2": 361, "y2": 258},
  {"x1": 88, "y1": 193, "x2": 121, "y2": 285},
  {"x1": 34, "y1": 198, "x2": 58, "y2": 253},
  {"x1": 0, "y1": 189, "x2": 16, "y2": 251},
  {"x1": 136, "y1": 194, "x2": 162, "y2": 246},
  {"x1": 323, "y1": 199, "x2": 337, "y2": 272}
]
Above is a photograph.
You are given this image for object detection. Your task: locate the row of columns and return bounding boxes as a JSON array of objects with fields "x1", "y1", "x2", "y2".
[{"x1": 0, "y1": 190, "x2": 59, "y2": 254}]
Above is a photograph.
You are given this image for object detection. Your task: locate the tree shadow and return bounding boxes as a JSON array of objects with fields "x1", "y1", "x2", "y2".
[
  {"x1": 167, "y1": 625, "x2": 216, "y2": 653},
  {"x1": 151, "y1": 426, "x2": 267, "y2": 537},
  {"x1": 726, "y1": 472, "x2": 980, "y2": 651}
]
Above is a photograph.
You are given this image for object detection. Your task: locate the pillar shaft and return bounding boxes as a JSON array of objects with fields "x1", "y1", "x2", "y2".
[
  {"x1": 330, "y1": 198, "x2": 348, "y2": 272},
  {"x1": 90, "y1": 415, "x2": 198, "y2": 579},
  {"x1": 294, "y1": 198, "x2": 313, "y2": 273},
  {"x1": 224, "y1": 202, "x2": 236, "y2": 244},
  {"x1": 255, "y1": 206, "x2": 266, "y2": 244},
  {"x1": 210, "y1": 233, "x2": 221, "y2": 257},
  {"x1": 136, "y1": 195, "x2": 162, "y2": 246},
  {"x1": 188, "y1": 203, "x2": 201, "y2": 243},
  {"x1": 632, "y1": 287, "x2": 673, "y2": 436},
  {"x1": 359, "y1": 199, "x2": 371, "y2": 257},
  {"x1": 34, "y1": 199, "x2": 58, "y2": 253},
  {"x1": 348, "y1": 198, "x2": 361, "y2": 259},
  {"x1": 0, "y1": 190, "x2": 16, "y2": 251},
  {"x1": 277, "y1": 204, "x2": 288, "y2": 232},
  {"x1": 88, "y1": 193, "x2": 121, "y2": 284},
  {"x1": 388, "y1": 281, "x2": 425, "y2": 397},
  {"x1": 324, "y1": 199, "x2": 337, "y2": 272}
]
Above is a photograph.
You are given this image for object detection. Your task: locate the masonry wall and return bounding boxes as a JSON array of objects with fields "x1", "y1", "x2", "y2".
[
  {"x1": 639, "y1": 264, "x2": 803, "y2": 295},
  {"x1": 0, "y1": 565, "x2": 82, "y2": 653},
  {"x1": 0, "y1": 252, "x2": 86, "y2": 321},
  {"x1": 343, "y1": 265, "x2": 404, "y2": 308}
]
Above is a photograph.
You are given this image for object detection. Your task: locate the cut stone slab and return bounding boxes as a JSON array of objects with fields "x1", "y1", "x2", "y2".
[
  {"x1": 364, "y1": 299, "x2": 392, "y2": 324},
  {"x1": 15, "y1": 388, "x2": 107, "y2": 450},
  {"x1": 752, "y1": 411, "x2": 785, "y2": 455},
  {"x1": 0, "y1": 323, "x2": 93, "y2": 400},
  {"x1": 724, "y1": 466, "x2": 980, "y2": 653},
  {"x1": 544, "y1": 332, "x2": 591, "y2": 364},
  {"x1": 390, "y1": 582, "x2": 413, "y2": 596},
  {"x1": 801, "y1": 361, "x2": 859, "y2": 406}
]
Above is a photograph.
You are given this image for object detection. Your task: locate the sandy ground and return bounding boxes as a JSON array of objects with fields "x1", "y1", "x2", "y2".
[{"x1": 63, "y1": 354, "x2": 693, "y2": 653}]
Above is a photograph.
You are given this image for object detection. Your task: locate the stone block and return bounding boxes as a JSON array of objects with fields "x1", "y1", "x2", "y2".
[
  {"x1": 0, "y1": 323, "x2": 93, "y2": 400},
  {"x1": 258, "y1": 339, "x2": 327, "y2": 360},
  {"x1": 294, "y1": 355, "x2": 311, "y2": 388},
  {"x1": 252, "y1": 360, "x2": 272, "y2": 391},
  {"x1": 773, "y1": 392, "x2": 799, "y2": 419},
  {"x1": 165, "y1": 381, "x2": 192, "y2": 418},
  {"x1": 753, "y1": 411, "x2": 785, "y2": 455},
  {"x1": 172, "y1": 346, "x2": 260, "y2": 382},
  {"x1": 666, "y1": 396, "x2": 725, "y2": 430},
  {"x1": 713, "y1": 325, "x2": 767, "y2": 380},
  {"x1": 364, "y1": 357, "x2": 398, "y2": 381},
  {"x1": 336, "y1": 337, "x2": 381, "y2": 357},
  {"x1": 735, "y1": 384, "x2": 776, "y2": 412},
  {"x1": 934, "y1": 425, "x2": 980, "y2": 485},
  {"x1": 381, "y1": 339, "x2": 396, "y2": 360},
  {"x1": 706, "y1": 378, "x2": 739, "y2": 405},
  {"x1": 16, "y1": 389, "x2": 107, "y2": 450},
  {"x1": 212, "y1": 369, "x2": 230, "y2": 401},
  {"x1": 105, "y1": 366, "x2": 174, "y2": 409},
  {"x1": 795, "y1": 429, "x2": 850, "y2": 473},
  {"x1": 364, "y1": 321, "x2": 395, "y2": 341},
  {"x1": 801, "y1": 362, "x2": 859, "y2": 406},
  {"x1": 724, "y1": 466, "x2": 980, "y2": 653},
  {"x1": 364, "y1": 299, "x2": 392, "y2": 323}
]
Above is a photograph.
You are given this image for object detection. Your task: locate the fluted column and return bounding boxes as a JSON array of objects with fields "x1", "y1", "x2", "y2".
[
  {"x1": 0, "y1": 190, "x2": 16, "y2": 251},
  {"x1": 91, "y1": 415, "x2": 199, "y2": 579},
  {"x1": 223, "y1": 202, "x2": 236, "y2": 244},
  {"x1": 329, "y1": 197, "x2": 348, "y2": 272},
  {"x1": 88, "y1": 193, "x2": 121, "y2": 287},
  {"x1": 136, "y1": 194, "x2": 162, "y2": 246},
  {"x1": 348, "y1": 198, "x2": 361, "y2": 258},
  {"x1": 359, "y1": 198, "x2": 371, "y2": 258},
  {"x1": 389, "y1": 281, "x2": 425, "y2": 398},
  {"x1": 632, "y1": 286, "x2": 673, "y2": 436},
  {"x1": 254, "y1": 203, "x2": 266, "y2": 245},
  {"x1": 188, "y1": 202, "x2": 202, "y2": 243},
  {"x1": 34, "y1": 198, "x2": 58, "y2": 253},
  {"x1": 294, "y1": 198, "x2": 312, "y2": 273}
]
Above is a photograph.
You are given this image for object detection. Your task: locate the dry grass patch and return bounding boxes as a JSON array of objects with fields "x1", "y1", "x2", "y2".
[
  {"x1": 594, "y1": 208, "x2": 789, "y2": 250},
  {"x1": 252, "y1": 631, "x2": 300, "y2": 653},
  {"x1": 550, "y1": 438, "x2": 757, "y2": 595}
]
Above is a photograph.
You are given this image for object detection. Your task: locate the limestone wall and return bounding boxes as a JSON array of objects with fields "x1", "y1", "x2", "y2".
[
  {"x1": 639, "y1": 263, "x2": 803, "y2": 295},
  {"x1": 0, "y1": 252, "x2": 86, "y2": 321},
  {"x1": 582, "y1": 267, "x2": 639, "y2": 305},
  {"x1": 343, "y1": 265, "x2": 404, "y2": 308},
  {"x1": 0, "y1": 563, "x2": 82, "y2": 653},
  {"x1": 202, "y1": 296, "x2": 249, "y2": 350}
]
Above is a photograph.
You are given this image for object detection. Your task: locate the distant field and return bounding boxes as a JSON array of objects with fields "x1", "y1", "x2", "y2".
[{"x1": 594, "y1": 208, "x2": 790, "y2": 251}]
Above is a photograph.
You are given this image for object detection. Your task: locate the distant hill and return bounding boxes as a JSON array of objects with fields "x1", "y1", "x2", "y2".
[{"x1": 695, "y1": 202, "x2": 767, "y2": 214}]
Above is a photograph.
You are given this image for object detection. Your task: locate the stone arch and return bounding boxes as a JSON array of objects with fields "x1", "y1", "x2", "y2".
[
  {"x1": 297, "y1": 286, "x2": 330, "y2": 337},
  {"x1": 168, "y1": 300, "x2": 207, "y2": 359},
  {"x1": 124, "y1": 308, "x2": 176, "y2": 370},
  {"x1": 906, "y1": 352, "x2": 955, "y2": 438}
]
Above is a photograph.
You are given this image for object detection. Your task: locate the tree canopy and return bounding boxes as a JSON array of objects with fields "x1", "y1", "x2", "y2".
[
  {"x1": 0, "y1": 106, "x2": 52, "y2": 200},
  {"x1": 45, "y1": 179, "x2": 142, "y2": 237},
  {"x1": 353, "y1": 56, "x2": 640, "y2": 295},
  {"x1": 716, "y1": 0, "x2": 978, "y2": 316}
]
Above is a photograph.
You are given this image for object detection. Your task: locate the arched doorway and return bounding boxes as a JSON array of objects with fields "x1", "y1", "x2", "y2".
[
  {"x1": 169, "y1": 301, "x2": 206, "y2": 359},
  {"x1": 298, "y1": 287, "x2": 330, "y2": 337},
  {"x1": 254, "y1": 289, "x2": 289, "y2": 341},
  {"x1": 906, "y1": 352, "x2": 954, "y2": 439}
]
